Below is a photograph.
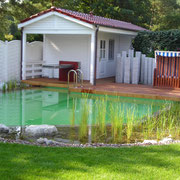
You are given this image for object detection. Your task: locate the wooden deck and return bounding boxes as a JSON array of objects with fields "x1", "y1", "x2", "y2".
[{"x1": 22, "y1": 77, "x2": 180, "y2": 101}]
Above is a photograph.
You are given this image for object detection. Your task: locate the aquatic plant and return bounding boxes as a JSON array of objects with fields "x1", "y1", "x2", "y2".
[
  {"x1": 12, "y1": 80, "x2": 17, "y2": 90},
  {"x1": 143, "y1": 106, "x2": 156, "y2": 140},
  {"x1": 2, "y1": 83, "x2": 6, "y2": 93},
  {"x1": 20, "y1": 82, "x2": 27, "y2": 89},
  {"x1": 126, "y1": 108, "x2": 135, "y2": 143},
  {"x1": 70, "y1": 99, "x2": 76, "y2": 127},
  {"x1": 96, "y1": 96, "x2": 107, "y2": 135},
  {"x1": 110, "y1": 103, "x2": 124, "y2": 143},
  {"x1": 79, "y1": 99, "x2": 90, "y2": 141},
  {"x1": 7, "y1": 80, "x2": 13, "y2": 91}
]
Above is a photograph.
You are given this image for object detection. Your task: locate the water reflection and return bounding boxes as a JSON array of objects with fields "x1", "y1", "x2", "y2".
[{"x1": 0, "y1": 88, "x2": 170, "y2": 127}]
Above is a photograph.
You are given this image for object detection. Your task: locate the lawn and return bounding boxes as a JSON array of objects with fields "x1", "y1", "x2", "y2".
[{"x1": 0, "y1": 143, "x2": 180, "y2": 180}]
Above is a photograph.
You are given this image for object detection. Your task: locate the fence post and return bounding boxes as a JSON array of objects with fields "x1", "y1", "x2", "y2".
[
  {"x1": 152, "y1": 58, "x2": 156, "y2": 85},
  {"x1": 116, "y1": 53, "x2": 124, "y2": 83},
  {"x1": 147, "y1": 58, "x2": 152, "y2": 85},
  {"x1": 140, "y1": 54, "x2": 146, "y2": 84},
  {"x1": 129, "y1": 49, "x2": 134, "y2": 83},
  {"x1": 135, "y1": 51, "x2": 141, "y2": 83},
  {"x1": 22, "y1": 32, "x2": 27, "y2": 80},
  {"x1": 4, "y1": 41, "x2": 8, "y2": 82},
  {"x1": 132, "y1": 57, "x2": 139, "y2": 84},
  {"x1": 144, "y1": 57, "x2": 148, "y2": 85},
  {"x1": 124, "y1": 55, "x2": 131, "y2": 84}
]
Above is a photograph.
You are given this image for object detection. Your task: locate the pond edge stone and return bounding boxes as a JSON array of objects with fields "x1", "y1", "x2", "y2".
[{"x1": 25, "y1": 125, "x2": 58, "y2": 137}]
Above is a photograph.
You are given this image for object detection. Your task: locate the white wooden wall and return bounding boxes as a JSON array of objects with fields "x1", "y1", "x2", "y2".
[
  {"x1": 0, "y1": 40, "x2": 43, "y2": 86},
  {"x1": 43, "y1": 34, "x2": 90, "y2": 80},
  {"x1": 0, "y1": 40, "x2": 6, "y2": 82},
  {"x1": 26, "y1": 41, "x2": 43, "y2": 62},
  {"x1": 96, "y1": 33, "x2": 133, "y2": 79},
  {"x1": 0, "y1": 40, "x2": 21, "y2": 83}
]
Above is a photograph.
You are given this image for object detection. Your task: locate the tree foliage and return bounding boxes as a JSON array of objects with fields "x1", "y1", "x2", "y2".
[
  {"x1": 0, "y1": 0, "x2": 180, "y2": 41},
  {"x1": 150, "y1": 0, "x2": 180, "y2": 31}
]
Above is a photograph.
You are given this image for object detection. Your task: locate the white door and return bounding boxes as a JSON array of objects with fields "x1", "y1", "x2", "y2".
[
  {"x1": 97, "y1": 39, "x2": 115, "y2": 78},
  {"x1": 107, "y1": 39, "x2": 115, "y2": 77},
  {"x1": 98, "y1": 40, "x2": 107, "y2": 78}
]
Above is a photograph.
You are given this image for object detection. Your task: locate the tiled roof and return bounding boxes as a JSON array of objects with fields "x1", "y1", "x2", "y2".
[{"x1": 20, "y1": 7, "x2": 147, "y2": 32}]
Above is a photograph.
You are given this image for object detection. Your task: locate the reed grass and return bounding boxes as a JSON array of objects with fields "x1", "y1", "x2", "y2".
[
  {"x1": 110, "y1": 103, "x2": 124, "y2": 143},
  {"x1": 2, "y1": 84, "x2": 6, "y2": 93},
  {"x1": 70, "y1": 99, "x2": 76, "y2": 127},
  {"x1": 126, "y1": 108, "x2": 135, "y2": 143},
  {"x1": 96, "y1": 97, "x2": 107, "y2": 135},
  {"x1": 73, "y1": 93, "x2": 180, "y2": 144},
  {"x1": 1, "y1": 80, "x2": 21, "y2": 93},
  {"x1": 79, "y1": 96, "x2": 90, "y2": 141},
  {"x1": 7, "y1": 80, "x2": 13, "y2": 91}
]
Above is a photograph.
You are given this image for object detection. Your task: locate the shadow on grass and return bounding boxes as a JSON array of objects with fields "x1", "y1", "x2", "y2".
[{"x1": 0, "y1": 143, "x2": 180, "y2": 179}]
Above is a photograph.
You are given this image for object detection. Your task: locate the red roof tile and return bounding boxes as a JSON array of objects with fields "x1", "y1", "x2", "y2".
[{"x1": 20, "y1": 7, "x2": 147, "y2": 32}]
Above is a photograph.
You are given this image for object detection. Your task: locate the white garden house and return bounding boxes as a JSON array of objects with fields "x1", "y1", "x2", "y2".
[{"x1": 18, "y1": 7, "x2": 146, "y2": 85}]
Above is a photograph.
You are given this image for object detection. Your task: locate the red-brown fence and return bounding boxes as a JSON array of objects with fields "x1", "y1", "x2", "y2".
[{"x1": 153, "y1": 55, "x2": 180, "y2": 88}]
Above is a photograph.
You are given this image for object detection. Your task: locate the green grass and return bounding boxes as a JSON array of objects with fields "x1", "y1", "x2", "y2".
[{"x1": 0, "y1": 143, "x2": 180, "y2": 180}]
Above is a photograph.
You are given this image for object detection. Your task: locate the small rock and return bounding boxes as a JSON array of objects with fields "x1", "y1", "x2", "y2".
[
  {"x1": 143, "y1": 140, "x2": 157, "y2": 144},
  {"x1": 37, "y1": 138, "x2": 59, "y2": 145},
  {"x1": 159, "y1": 137, "x2": 173, "y2": 144},
  {"x1": 0, "y1": 124, "x2": 10, "y2": 133},
  {"x1": 54, "y1": 138, "x2": 72, "y2": 144},
  {"x1": 37, "y1": 137, "x2": 47, "y2": 144},
  {"x1": 73, "y1": 140, "x2": 80, "y2": 144},
  {"x1": 25, "y1": 125, "x2": 58, "y2": 137}
]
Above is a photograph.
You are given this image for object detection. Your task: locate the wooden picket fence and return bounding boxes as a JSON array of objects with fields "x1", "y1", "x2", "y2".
[{"x1": 153, "y1": 52, "x2": 180, "y2": 88}]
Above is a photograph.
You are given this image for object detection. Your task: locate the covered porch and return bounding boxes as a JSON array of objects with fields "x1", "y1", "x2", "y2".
[{"x1": 18, "y1": 7, "x2": 137, "y2": 85}]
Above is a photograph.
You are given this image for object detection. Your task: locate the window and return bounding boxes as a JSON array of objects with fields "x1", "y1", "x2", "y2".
[
  {"x1": 100, "y1": 40, "x2": 106, "y2": 59},
  {"x1": 108, "y1": 39, "x2": 115, "y2": 60}
]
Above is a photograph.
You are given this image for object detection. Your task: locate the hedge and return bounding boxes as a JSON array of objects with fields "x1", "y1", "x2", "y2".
[{"x1": 133, "y1": 30, "x2": 180, "y2": 57}]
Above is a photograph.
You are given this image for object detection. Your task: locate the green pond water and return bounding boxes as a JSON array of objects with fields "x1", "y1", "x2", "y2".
[{"x1": 0, "y1": 88, "x2": 172, "y2": 127}]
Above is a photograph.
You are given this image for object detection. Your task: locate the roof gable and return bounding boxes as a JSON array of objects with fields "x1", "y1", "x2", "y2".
[
  {"x1": 19, "y1": 7, "x2": 147, "y2": 32},
  {"x1": 23, "y1": 14, "x2": 90, "y2": 31}
]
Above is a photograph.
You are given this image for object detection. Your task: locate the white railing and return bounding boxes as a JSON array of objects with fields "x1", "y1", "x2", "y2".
[{"x1": 26, "y1": 61, "x2": 43, "y2": 79}]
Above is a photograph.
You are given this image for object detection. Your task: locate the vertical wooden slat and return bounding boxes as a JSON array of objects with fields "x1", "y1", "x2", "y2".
[
  {"x1": 153, "y1": 68, "x2": 157, "y2": 86},
  {"x1": 170, "y1": 57, "x2": 173, "y2": 87},
  {"x1": 156, "y1": 56, "x2": 160, "y2": 86},
  {"x1": 162, "y1": 56, "x2": 165, "y2": 87},
  {"x1": 175, "y1": 57, "x2": 178, "y2": 88},
  {"x1": 173, "y1": 56, "x2": 176, "y2": 88},
  {"x1": 164, "y1": 57, "x2": 168, "y2": 87},
  {"x1": 160, "y1": 56, "x2": 163, "y2": 87},
  {"x1": 154, "y1": 53, "x2": 180, "y2": 89},
  {"x1": 168, "y1": 56, "x2": 171, "y2": 87},
  {"x1": 178, "y1": 57, "x2": 180, "y2": 88},
  {"x1": 157, "y1": 55, "x2": 160, "y2": 87}
]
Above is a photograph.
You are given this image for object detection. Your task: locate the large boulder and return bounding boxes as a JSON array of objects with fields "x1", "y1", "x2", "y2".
[
  {"x1": 0, "y1": 124, "x2": 9, "y2": 133},
  {"x1": 25, "y1": 125, "x2": 58, "y2": 137}
]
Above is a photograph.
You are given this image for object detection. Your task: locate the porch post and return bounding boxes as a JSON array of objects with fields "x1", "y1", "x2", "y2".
[
  {"x1": 22, "y1": 30, "x2": 27, "y2": 80},
  {"x1": 90, "y1": 31, "x2": 96, "y2": 85}
]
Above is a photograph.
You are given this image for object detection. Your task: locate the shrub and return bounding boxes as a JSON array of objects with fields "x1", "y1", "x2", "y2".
[{"x1": 133, "y1": 30, "x2": 180, "y2": 57}]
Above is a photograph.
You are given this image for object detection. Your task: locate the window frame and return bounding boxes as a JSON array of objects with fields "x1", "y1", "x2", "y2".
[
  {"x1": 108, "y1": 39, "x2": 115, "y2": 60},
  {"x1": 100, "y1": 40, "x2": 106, "y2": 59}
]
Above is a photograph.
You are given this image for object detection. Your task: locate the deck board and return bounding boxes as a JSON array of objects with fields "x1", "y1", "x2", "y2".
[{"x1": 22, "y1": 78, "x2": 180, "y2": 101}]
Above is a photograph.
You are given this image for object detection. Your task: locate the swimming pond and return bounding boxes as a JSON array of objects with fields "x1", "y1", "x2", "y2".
[{"x1": 0, "y1": 88, "x2": 173, "y2": 127}]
